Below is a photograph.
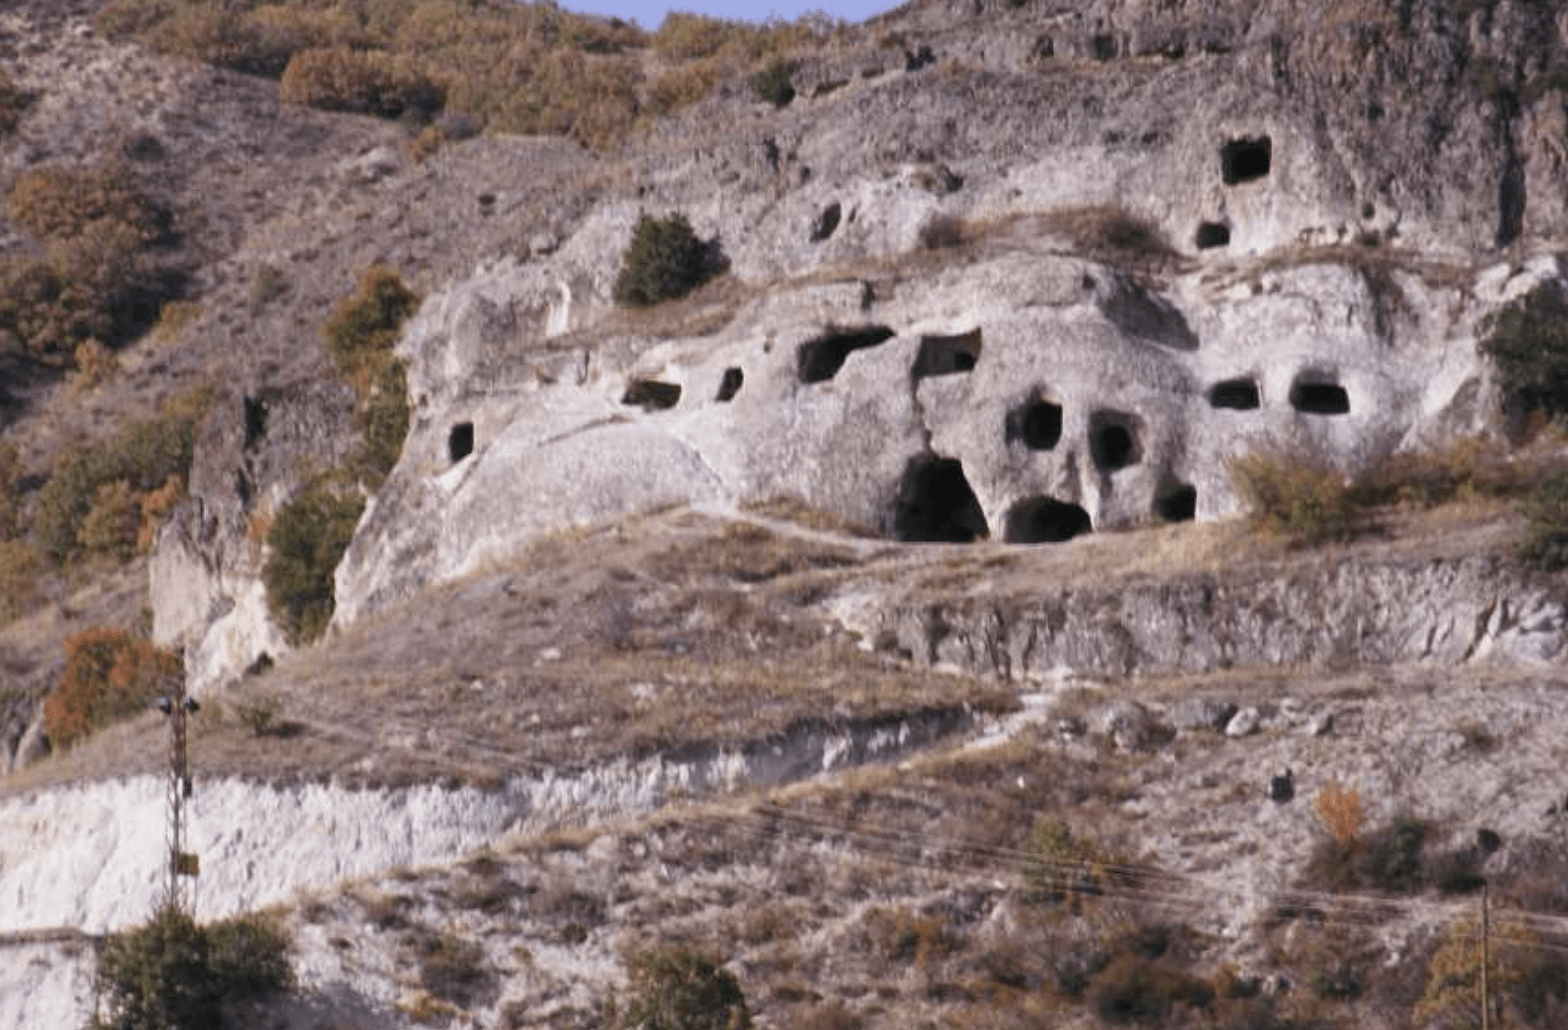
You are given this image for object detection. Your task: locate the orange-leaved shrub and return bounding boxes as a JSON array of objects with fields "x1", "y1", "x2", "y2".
[
  {"x1": 44, "y1": 628, "x2": 182, "y2": 748},
  {"x1": 280, "y1": 46, "x2": 443, "y2": 121}
]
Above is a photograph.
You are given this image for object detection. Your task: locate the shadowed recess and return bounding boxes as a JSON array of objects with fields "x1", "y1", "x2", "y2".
[
  {"x1": 448, "y1": 422, "x2": 474, "y2": 463},
  {"x1": 1290, "y1": 377, "x2": 1350, "y2": 415},
  {"x1": 622, "y1": 379, "x2": 682, "y2": 411},
  {"x1": 1208, "y1": 377, "x2": 1260, "y2": 410},
  {"x1": 1006, "y1": 395, "x2": 1063, "y2": 450},
  {"x1": 1099, "y1": 276, "x2": 1198, "y2": 351},
  {"x1": 1005, "y1": 497, "x2": 1092, "y2": 543},
  {"x1": 912, "y1": 329, "x2": 983, "y2": 379},
  {"x1": 1090, "y1": 410, "x2": 1142, "y2": 471},
  {"x1": 1195, "y1": 221, "x2": 1231, "y2": 249},
  {"x1": 1156, "y1": 484, "x2": 1197, "y2": 522},
  {"x1": 1221, "y1": 136, "x2": 1271, "y2": 185},
  {"x1": 893, "y1": 455, "x2": 989, "y2": 543},
  {"x1": 798, "y1": 325, "x2": 896, "y2": 384},
  {"x1": 243, "y1": 395, "x2": 269, "y2": 451},
  {"x1": 716, "y1": 367, "x2": 744, "y2": 403},
  {"x1": 811, "y1": 201, "x2": 842, "y2": 242}
]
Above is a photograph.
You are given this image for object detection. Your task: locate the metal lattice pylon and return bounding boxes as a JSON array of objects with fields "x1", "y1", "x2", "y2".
[{"x1": 160, "y1": 664, "x2": 199, "y2": 915}]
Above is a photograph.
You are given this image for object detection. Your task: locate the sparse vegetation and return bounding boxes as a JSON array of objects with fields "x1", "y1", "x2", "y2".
[
  {"x1": 1303, "y1": 813, "x2": 1431, "y2": 894},
  {"x1": 1518, "y1": 469, "x2": 1568, "y2": 571},
  {"x1": 618, "y1": 945, "x2": 753, "y2": 1030},
  {"x1": 1229, "y1": 450, "x2": 1359, "y2": 544},
  {"x1": 614, "y1": 214, "x2": 729, "y2": 308},
  {"x1": 96, "y1": 903, "x2": 294, "y2": 1030},
  {"x1": 414, "y1": 928, "x2": 491, "y2": 1008},
  {"x1": 43, "y1": 628, "x2": 181, "y2": 749},
  {"x1": 263, "y1": 478, "x2": 365, "y2": 646},
  {"x1": 0, "y1": 68, "x2": 31, "y2": 134},
  {"x1": 280, "y1": 46, "x2": 444, "y2": 121},
  {"x1": 31, "y1": 388, "x2": 210, "y2": 564},
  {"x1": 322, "y1": 266, "x2": 419, "y2": 481}
]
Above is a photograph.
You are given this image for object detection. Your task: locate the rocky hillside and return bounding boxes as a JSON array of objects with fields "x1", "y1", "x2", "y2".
[{"x1": 3, "y1": 1, "x2": 1568, "y2": 1029}]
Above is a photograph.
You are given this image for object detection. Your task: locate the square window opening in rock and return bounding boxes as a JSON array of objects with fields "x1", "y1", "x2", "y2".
[
  {"x1": 798, "y1": 325, "x2": 897, "y2": 384},
  {"x1": 893, "y1": 455, "x2": 989, "y2": 543},
  {"x1": 1208, "y1": 378, "x2": 1261, "y2": 410},
  {"x1": 622, "y1": 379, "x2": 682, "y2": 411},
  {"x1": 1221, "y1": 136, "x2": 1272, "y2": 185},
  {"x1": 1004, "y1": 497, "x2": 1092, "y2": 544},
  {"x1": 1006, "y1": 396, "x2": 1063, "y2": 450},
  {"x1": 1195, "y1": 222, "x2": 1231, "y2": 249},
  {"x1": 448, "y1": 422, "x2": 475, "y2": 463},
  {"x1": 716, "y1": 367, "x2": 744, "y2": 402},
  {"x1": 1156, "y1": 484, "x2": 1197, "y2": 522},
  {"x1": 1289, "y1": 378, "x2": 1350, "y2": 416},
  {"x1": 1090, "y1": 410, "x2": 1143, "y2": 471},
  {"x1": 912, "y1": 329, "x2": 983, "y2": 379}
]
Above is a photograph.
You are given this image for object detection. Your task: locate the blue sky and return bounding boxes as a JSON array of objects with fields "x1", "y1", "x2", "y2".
[{"x1": 561, "y1": 1, "x2": 903, "y2": 31}]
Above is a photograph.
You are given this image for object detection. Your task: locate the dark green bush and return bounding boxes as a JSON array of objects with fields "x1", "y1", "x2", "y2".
[
  {"x1": 613, "y1": 214, "x2": 729, "y2": 308},
  {"x1": 618, "y1": 945, "x2": 753, "y2": 1030},
  {"x1": 1519, "y1": 470, "x2": 1568, "y2": 572},
  {"x1": 1480, "y1": 280, "x2": 1568, "y2": 426},
  {"x1": 751, "y1": 57, "x2": 796, "y2": 107},
  {"x1": 97, "y1": 903, "x2": 293, "y2": 1030},
  {"x1": 1303, "y1": 814, "x2": 1430, "y2": 894},
  {"x1": 263, "y1": 478, "x2": 365, "y2": 646}
]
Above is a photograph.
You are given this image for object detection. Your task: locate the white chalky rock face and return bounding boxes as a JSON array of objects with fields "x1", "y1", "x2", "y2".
[{"x1": 332, "y1": 242, "x2": 1549, "y2": 628}]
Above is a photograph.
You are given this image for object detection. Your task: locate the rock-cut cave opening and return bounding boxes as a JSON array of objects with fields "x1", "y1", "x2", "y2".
[
  {"x1": 1005, "y1": 395, "x2": 1063, "y2": 450},
  {"x1": 1208, "y1": 377, "x2": 1261, "y2": 410},
  {"x1": 1289, "y1": 377, "x2": 1350, "y2": 416},
  {"x1": 811, "y1": 202, "x2": 842, "y2": 242},
  {"x1": 448, "y1": 422, "x2": 475, "y2": 463},
  {"x1": 798, "y1": 325, "x2": 897, "y2": 384},
  {"x1": 1195, "y1": 222, "x2": 1231, "y2": 249},
  {"x1": 622, "y1": 379, "x2": 682, "y2": 411},
  {"x1": 716, "y1": 367, "x2": 744, "y2": 403},
  {"x1": 912, "y1": 329, "x2": 983, "y2": 380},
  {"x1": 1004, "y1": 497, "x2": 1092, "y2": 544},
  {"x1": 1156, "y1": 484, "x2": 1197, "y2": 523},
  {"x1": 1090, "y1": 410, "x2": 1142, "y2": 471},
  {"x1": 893, "y1": 455, "x2": 989, "y2": 543},
  {"x1": 1221, "y1": 136, "x2": 1272, "y2": 185}
]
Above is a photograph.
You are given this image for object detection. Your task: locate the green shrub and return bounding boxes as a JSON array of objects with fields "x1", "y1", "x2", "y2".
[
  {"x1": 1088, "y1": 955, "x2": 1214, "y2": 1025},
  {"x1": 279, "y1": 46, "x2": 444, "y2": 121},
  {"x1": 32, "y1": 390, "x2": 209, "y2": 564},
  {"x1": 751, "y1": 56, "x2": 796, "y2": 107},
  {"x1": 0, "y1": 441, "x2": 20, "y2": 541},
  {"x1": 263, "y1": 479, "x2": 365, "y2": 646},
  {"x1": 322, "y1": 266, "x2": 420, "y2": 378},
  {"x1": 618, "y1": 945, "x2": 753, "y2": 1030},
  {"x1": 1303, "y1": 814, "x2": 1430, "y2": 894},
  {"x1": 613, "y1": 214, "x2": 729, "y2": 308},
  {"x1": 1480, "y1": 280, "x2": 1568, "y2": 426},
  {"x1": 97, "y1": 903, "x2": 293, "y2": 1030},
  {"x1": 1519, "y1": 469, "x2": 1568, "y2": 572},
  {"x1": 1229, "y1": 450, "x2": 1359, "y2": 544},
  {"x1": 78, "y1": 480, "x2": 143, "y2": 561},
  {"x1": 43, "y1": 628, "x2": 181, "y2": 748},
  {"x1": 322, "y1": 267, "x2": 418, "y2": 481}
]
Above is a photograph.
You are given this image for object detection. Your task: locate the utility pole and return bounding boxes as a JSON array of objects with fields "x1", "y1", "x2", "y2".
[{"x1": 157, "y1": 662, "x2": 200, "y2": 916}]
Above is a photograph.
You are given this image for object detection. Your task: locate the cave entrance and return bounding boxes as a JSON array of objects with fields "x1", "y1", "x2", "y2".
[
  {"x1": 1090, "y1": 410, "x2": 1142, "y2": 471},
  {"x1": 623, "y1": 379, "x2": 682, "y2": 411},
  {"x1": 716, "y1": 367, "x2": 744, "y2": 402},
  {"x1": 811, "y1": 202, "x2": 842, "y2": 242},
  {"x1": 1208, "y1": 377, "x2": 1261, "y2": 410},
  {"x1": 1006, "y1": 395, "x2": 1063, "y2": 450},
  {"x1": 912, "y1": 328, "x2": 983, "y2": 379},
  {"x1": 1221, "y1": 136, "x2": 1272, "y2": 185},
  {"x1": 1289, "y1": 376, "x2": 1350, "y2": 415},
  {"x1": 1155, "y1": 484, "x2": 1197, "y2": 523},
  {"x1": 448, "y1": 422, "x2": 475, "y2": 463},
  {"x1": 1004, "y1": 497, "x2": 1092, "y2": 544},
  {"x1": 894, "y1": 455, "x2": 989, "y2": 543},
  {"x1": 243, "y1": 395, "x2": 269, "y2": 451},
  {"x1": 1195, "y1": 222, "x2": 1231, "y2": 249},
  {"x1": 798, "y1": 325, "x2": 896, "y2": 383}
]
